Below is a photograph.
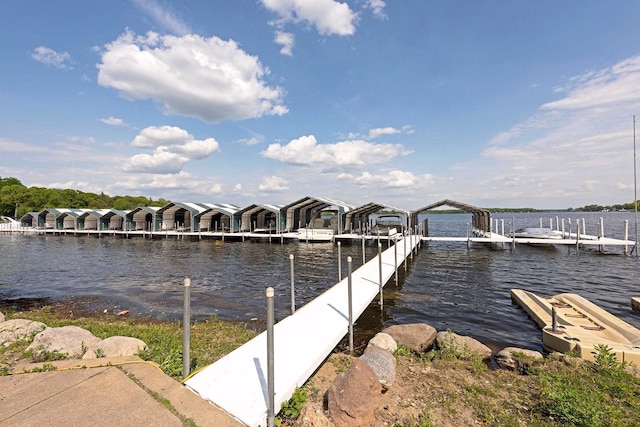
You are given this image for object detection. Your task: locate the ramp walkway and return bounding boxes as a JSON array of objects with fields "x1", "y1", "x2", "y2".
[{"x1": 185, "y1": 235, "x2": 422, "y2": 427}]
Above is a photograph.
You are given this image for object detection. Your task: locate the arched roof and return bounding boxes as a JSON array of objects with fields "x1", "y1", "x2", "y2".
[
  {"x1": 410, "y1": 199, "x2": 492, "y2": 233},
  {"x1": 344, "y1": 202, "x2": 410, "y2": 232}
]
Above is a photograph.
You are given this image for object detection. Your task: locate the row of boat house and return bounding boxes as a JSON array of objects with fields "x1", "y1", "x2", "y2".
[{"x1": 15, "y1": 197, "x2": 493, "y2": 236}]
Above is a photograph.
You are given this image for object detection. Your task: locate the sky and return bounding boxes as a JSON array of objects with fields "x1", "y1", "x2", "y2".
[{"x1": 2, "y1": 1, "x2": 640, "y2": 210}]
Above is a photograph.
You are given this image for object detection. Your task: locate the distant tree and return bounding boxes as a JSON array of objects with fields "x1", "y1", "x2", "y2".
[{"x1": 0, "y1": 184, "x2": 29, "y2": 217}]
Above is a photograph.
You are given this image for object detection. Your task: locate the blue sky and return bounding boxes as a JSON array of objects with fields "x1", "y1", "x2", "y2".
[{"x1": 2, "y1": 1, "x2": 640, "y2": 209}]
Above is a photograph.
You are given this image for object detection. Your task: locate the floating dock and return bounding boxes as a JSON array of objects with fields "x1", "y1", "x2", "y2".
[
  {"x1": 185, "y1": 235, "x2": 421, "y2": 427},
  {"x1": 511, "y1": 289, "x2": 640, "y2": 364}
]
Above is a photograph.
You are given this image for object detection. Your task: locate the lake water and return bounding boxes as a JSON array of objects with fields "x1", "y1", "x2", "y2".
[{"x1": 1, "y1": 211, "x2": 639, "y2": 352}]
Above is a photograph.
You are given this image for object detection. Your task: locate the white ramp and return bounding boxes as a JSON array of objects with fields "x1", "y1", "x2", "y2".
[{"x1": 185, "y1": 236, "x2": 420, "y2": 427}]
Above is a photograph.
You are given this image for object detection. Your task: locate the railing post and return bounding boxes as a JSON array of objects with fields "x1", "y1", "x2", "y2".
[
  {"x1": 378, "y1": 243, "x2": 383, "y2": 311},
  {"x1": 266, "y1": 287, "x2": 275, "y2": 427},
  {"x1": 290, "y1": 254, "x2": 295, "y2": 314},
  {"x1": 182, "y1": 278, "x2": 191, "y2": 379},
  {"x1": 347, "y1": 256, "x2": 353, "y2": 354}
]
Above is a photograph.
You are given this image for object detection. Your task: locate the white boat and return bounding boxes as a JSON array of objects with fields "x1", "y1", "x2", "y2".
[
  {"x1": 371, "y1": 214, "x2": 404, "y2": 237},
  {"x1": 0, "y1": 216, "x2": 22, "y2": 231},
  {"x1": 510, "y1": 227, "x2": 563, "y2": 240},
  {"x1": 297, "y1": 210, "x2": 339, "y2": 242},
  {"x1": 511, "y1": 289, "x2": 640, "y2": 364}
]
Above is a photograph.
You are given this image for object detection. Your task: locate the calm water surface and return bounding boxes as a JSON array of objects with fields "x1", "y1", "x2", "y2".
[{"x1": 1, "y1": 211, "x2": 639, "y2": 352}]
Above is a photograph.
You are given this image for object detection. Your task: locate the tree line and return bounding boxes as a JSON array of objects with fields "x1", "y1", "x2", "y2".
[{"x1": 0, "y1": 177, "x2": 170, "y2": 218}]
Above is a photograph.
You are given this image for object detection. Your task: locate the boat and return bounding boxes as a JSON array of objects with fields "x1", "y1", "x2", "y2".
[
  {"x1": 297, "y1": 210, "x2": 339, "y2": 242},
  {"x1": 371, "y1": 214, "x2": 404, "y2": 237},
  {"x1": 510, "y1": 227, "x2": 563, "y2": 240},
  {"x1": 511, "y1": 289, "x2": 640, "y2": 364},
  {"x1": 0, "y1": 216, "x2": 22, "y2": 231}
]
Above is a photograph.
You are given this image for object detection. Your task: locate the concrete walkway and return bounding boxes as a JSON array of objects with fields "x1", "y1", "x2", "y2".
[
  {"x1": 186, "y1": 235, "x2": 421, "y2": 427},
  {"x1": 0, "y1": 356, "x2": 243, "y2": 427}
]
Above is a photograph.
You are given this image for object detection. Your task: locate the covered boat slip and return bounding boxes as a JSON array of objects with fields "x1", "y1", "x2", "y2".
[
  {"x1": 185, "y1": 234, "x2": 422, "y2": 427},
  {"x1": 511, "y1": 289, "x2": 640, "y2": 364}
]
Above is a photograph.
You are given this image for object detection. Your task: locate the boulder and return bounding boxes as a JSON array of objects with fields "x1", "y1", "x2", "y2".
[
  {"x1": 360, "y1": 344, "x2": 396, "y2": 389},
  {"x1": 326, "y1": 358, "x2": 381, "y2": 427},
  {"x1": 293, "y1": 404, "x2": 334, "y2": 427},
  {"x1": 367, "y1": 332, "x2": 397, "y2": 353},
  {"x1": 27, "y1": 325, "x2": 100, "y2": 358},
  {"x1": 0, "y1": 319, "x2": 47, "y2": 347},
  {"x1": 0, "y1": 311, "x2": 5, "y2": 323},
  {"x1": 83, "y1": 336, "x2": 147, "y2": 359},
  {"x1": 382, "y1": 323, "x2": 437, "y2": 353},
  {"x1": 495, "y1": 347, "x2": 543, "y2": 372},
  {"x1": 435, "y1": 331, "x2": 492, "y2": 361}
]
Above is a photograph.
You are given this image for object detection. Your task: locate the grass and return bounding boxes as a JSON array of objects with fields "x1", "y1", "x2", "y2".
[
  {"x1": 2, "y1": 306, "x2": 256, "y2": 379},
  {"x1": 389, "y1": 343, "x2": 640, "y2": 427}
]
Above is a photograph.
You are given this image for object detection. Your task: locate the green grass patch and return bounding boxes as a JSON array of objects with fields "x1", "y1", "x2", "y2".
[{"x1": 5, "y1": 308, "x2": 255, "y2": 379}]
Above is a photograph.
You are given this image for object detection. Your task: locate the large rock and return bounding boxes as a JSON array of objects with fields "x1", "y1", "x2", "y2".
[
  {"x1": 0, "y1": 319, "x2": 47, "y2": 347},
  {"x1": 83, "y1": 336, "x2": 147, "y2": 359},
  {"x1": 495, "y1": 347, "x2": 543, "y2": 372},
  {"x1": 27, "y1": 325, "x2": 101, "y2": 358},
  {"x1": 0, "y1": 311, "x2": 5, "y2": 323},
  {"x1": 382, "y1": 323, "x2": 437, "y2": 353},
  {"x1": 293, "y1": 404, "x2": 334, "y2": 427},
  {"x1": 367, "y1": 332, "x2": 397, "y2": 353},
  {"x1": 326, "y1": 358, "x2": 381, "y2": 427},
  {"x1": 360, "y1": 344, "x2": 396, "y2": 389},
  {"x1": 435, "y1": 331, "x2": 492, "y2": 361}
]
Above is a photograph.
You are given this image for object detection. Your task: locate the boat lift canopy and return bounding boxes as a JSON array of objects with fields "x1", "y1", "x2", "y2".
[
  {"x1": 410, "y1": 199, "x2": 492, "y2": 235},
  {"x1": 344, "y1": 202, "x2": 410, "y2": 233}
]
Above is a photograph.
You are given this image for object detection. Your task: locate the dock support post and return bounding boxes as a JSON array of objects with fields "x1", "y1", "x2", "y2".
[
  {"x1": 562, "y1": 219, "x2": 566, "y2": 239},
  {"x1": 625, "y1": 219, "x2": 629, "y2": 255},
  {"x1": 266, "y1": 287, "x2": 275, "y2": 427},
  {"x1": 378, "y1": 243, "x2": 383, "y2": 311},
  {"x1": 403, "y1": 230, "x2": 407, "y2": 272},
  {"x1": 347, "y1": 257, "x2": 354, "y2": 354},
  {"x1": 337, "y1": 242, "x2": 342, "y2": 281},
  {"x1": 551, "y1": 306, "x2": 558, "y2": 333},
  {"x1": 599, "y1": 217, "x2": 605, "y2": 253},
  {"x1": 362, "y1": 234, "x2": 366, "y2": 265},
  {"x1": 394, "y1": 234, "x2": 398, "y2": 286},
  {"x1": 466, "y1": 223, "x2": 470, "y2": 249},
  {"x1": 182, "y1": 278, "x2": 191, "y2": 379},
  {"x1": 290, "y1": 254, "x2": 295, "y2": 314},
  {"x1": 576, "y1": 219, "x2": 581, "y2": 254}
]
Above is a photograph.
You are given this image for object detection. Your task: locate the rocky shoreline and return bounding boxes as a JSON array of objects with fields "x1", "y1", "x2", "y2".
[{"x1": 295, "y1": 323, "x2": 543, "y2": 426}]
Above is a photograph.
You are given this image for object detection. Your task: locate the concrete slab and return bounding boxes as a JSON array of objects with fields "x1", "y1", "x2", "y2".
[{"x1": 0, "y1": 356, "x2": 244, "y2": 427}]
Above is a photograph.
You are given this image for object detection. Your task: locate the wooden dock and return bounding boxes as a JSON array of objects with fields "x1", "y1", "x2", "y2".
[{"x1": 184, "y1": 234, "x2": 421, "y2": 427}]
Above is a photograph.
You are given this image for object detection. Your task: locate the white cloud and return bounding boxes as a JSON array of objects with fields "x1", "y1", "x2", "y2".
[
  {"x1": 233, "y1": 183, "x2": 243, "y2": 191},
  {"x1": 132, "y1": 0, "x2": 191, "y2": 35},
  {"x1": 354, "y1": 169, "x2": 427, "y2": 188},
  {"x1": 31, "y1": 46, "x2": 71, "y2": 69},
  {"x1": 448, "y1": 55, "x2": 640, "y2": 207},
  {"x1": 274, "y1": 31, "x2": 295, "y2": 56},
  {"x1": 368, "y1": 126, "x2": 401, "y2": 139},
  {"x1": 125, "y1": 125, "x2": 220, "y2": 173},
  {"x1": 237, "y1": 136, "x2": 262, "y2": 146},
  {"x1": 116, "y1": 171, "x2": 223, "y2": 195},
  {"x1": 261, "y1": 0, "x2": 358, "y2": 36},
  {"x1": 261, "y1": 135, "x2": 411, "y2": 167},
  {"x1": 97, "y1": 31, "x2": 288, "y2": 123},
  {"x1": 364, "y1": 0, "x2": 387, "y2": 20},
  {"x1": 100, "y1": 116, "x2": 127, "y2": 127},
  {"x1": 542, "y1": 56, "x2": 640, "y2": 111},
  {"x1": 259, "y1": 176, "x2": 289, "y2": 192}
]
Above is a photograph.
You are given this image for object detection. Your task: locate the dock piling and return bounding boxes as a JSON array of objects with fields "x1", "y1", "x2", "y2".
[
  {"x1": 337, "y1": 241, "x2": 342, "y2": 281},
  {"x1": 290, "y1": 254, "x2": 295, "y2": 314},
  {"x1": 378, "y1": 243, "x2": 383, "y2": 311},
  {"x1": 266, "y1": 287, "x2": 275, "y2": 427},
  {"x1": 182, "y1": 278, "x2": 191, "y2": 379},
  {"x1": 347, "y1": 256, "x2": 353, "y2": 354}
]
